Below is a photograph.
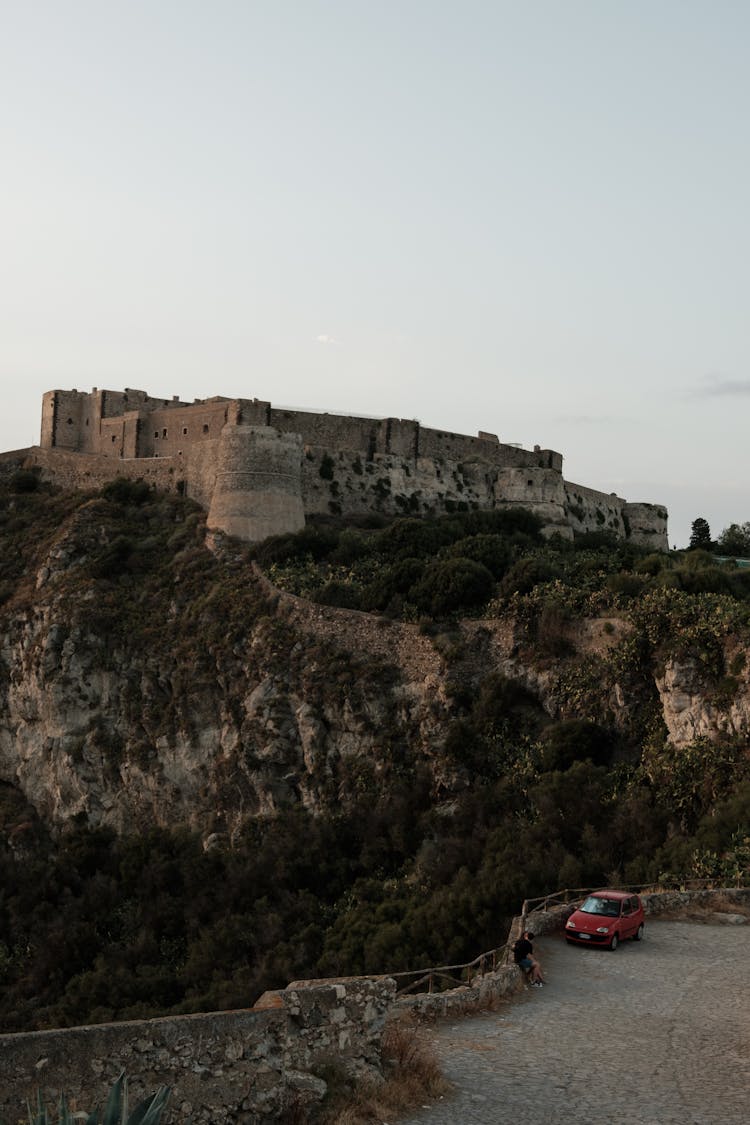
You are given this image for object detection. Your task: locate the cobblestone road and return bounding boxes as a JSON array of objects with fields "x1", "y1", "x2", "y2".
[{"x1": 400, "y1": 921, "x2": 750, "y2": 1125}]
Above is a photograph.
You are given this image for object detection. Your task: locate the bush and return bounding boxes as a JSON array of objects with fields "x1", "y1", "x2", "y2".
[
  {"x1": 254, "y1": 525, "x2": 339, "y2": 565},
  {"x1": 374, "y1": 518, "x2": 455, "y2": 560},
  {"x1": 9, "y1": 470, "x2": 40, "y2": 493},
  {"x1": 538, "y1": 720, "x2": 614, "y2": 771},
  {"x1": 362, "y1": 558, "x2": 425, "y2": 612},
  {"x1": 100, "y1": 479, "x2": 152, "y2": 505},
  {"x1": 410, "y1": 558, "x2": 494, "y2": 617},
  {"x1": 445, "y1": 534, "x2": 511, "y2": 578}
]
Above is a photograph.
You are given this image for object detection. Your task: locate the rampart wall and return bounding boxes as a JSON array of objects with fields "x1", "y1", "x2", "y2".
[{"x1": 31, "y1": 388, "x2": 670, "y2": 550}]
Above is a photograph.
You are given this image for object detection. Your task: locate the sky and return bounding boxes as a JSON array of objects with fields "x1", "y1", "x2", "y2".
[{"x1": 2, "y1": 1, "x2": 749, "y2": 548}]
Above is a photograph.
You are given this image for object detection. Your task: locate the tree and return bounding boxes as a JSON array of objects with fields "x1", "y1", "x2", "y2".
[
  {"x1": 716, "y1": 522, "x2": 750, "y2": 558},
  {"x1": 688, "y1": 518, "x2": 713, "y2": 551}
]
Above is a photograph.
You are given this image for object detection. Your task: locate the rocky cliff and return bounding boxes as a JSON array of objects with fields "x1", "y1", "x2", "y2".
[{"x1": 0, "y1": 480, "x2": 743, "y2": 842}]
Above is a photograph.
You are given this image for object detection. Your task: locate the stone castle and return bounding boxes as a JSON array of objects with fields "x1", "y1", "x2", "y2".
[{"x1": 19, "y1": 386, "x2": 667, "y2": 548}]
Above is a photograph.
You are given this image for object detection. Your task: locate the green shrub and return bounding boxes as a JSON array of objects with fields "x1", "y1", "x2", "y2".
[
  {"x1": 9, "y1": 470, "x2": 40, "y2": 494},
  {"x1": 362, "y1": 558, "x2": 425, "y2": 611},
  {"x1": 410, "y1": 558, "x2": 494, "y2": 617},
  {"x1": 100, "y1": 479, "x2": 152, "y2": 505},
  {"x1": 538, "y1": 720, "x2": 614, "y2": 771},
  {"x1": 444, "y1": 534, "x2": 511, "y2": 579}
]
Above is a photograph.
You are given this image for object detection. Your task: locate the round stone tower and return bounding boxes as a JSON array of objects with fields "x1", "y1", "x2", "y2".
[{"x1": 207, "y1": 425, "x2": 305, "y2": 543}]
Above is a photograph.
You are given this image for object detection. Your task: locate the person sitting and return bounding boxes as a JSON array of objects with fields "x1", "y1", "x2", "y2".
[{"x1": 512, "y1": 930, "x2": 545, "y2": 986}]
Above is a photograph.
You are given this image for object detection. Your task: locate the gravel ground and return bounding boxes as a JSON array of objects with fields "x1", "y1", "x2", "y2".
[{"x1": 399, "y1": 920, "x2": 750, "y2": 1125}]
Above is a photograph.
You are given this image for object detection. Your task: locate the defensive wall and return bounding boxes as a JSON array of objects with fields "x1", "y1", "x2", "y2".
[
  {"x1": 1, "y1": 886, "x2": 745, "y2": 1122},
  {"x1": 27, "y1": 387, "x2": 669, "y2": 549}
]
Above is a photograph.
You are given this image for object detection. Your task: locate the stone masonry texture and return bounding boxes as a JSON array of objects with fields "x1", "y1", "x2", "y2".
[
  {"x1": 25, "y1": 387, "x2": 669, "y2": 546},
  {"x1": 0, "y1": 977, "x2": 395, "y2": 1124}
]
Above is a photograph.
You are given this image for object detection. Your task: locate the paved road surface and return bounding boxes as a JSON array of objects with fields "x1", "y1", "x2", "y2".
[{"x1": 400, "y1": 920, "x2": 750, "y2": 1125}]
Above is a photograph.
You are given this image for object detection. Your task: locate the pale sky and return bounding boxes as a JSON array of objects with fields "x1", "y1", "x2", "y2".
[{"x1": 2, "y1": 1, "x2": 749, "y2": 548}]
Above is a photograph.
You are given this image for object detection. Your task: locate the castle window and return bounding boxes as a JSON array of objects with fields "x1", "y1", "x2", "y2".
[
  {"x1": 154, "y1": 431, "x2": 159, "y2": 439},
  {"x1": 66, "y1": 417, "x2": 73, "y2": 425},
  {"x1": 527, "y1": 480, "x2": 533, "y2": 486},
  {"x1": 182, "y1": 427, "x2": 188, "y2": 435},
  {"x1": 202, "y1": 423, "x2": 209, "y2": 434},
  {"x1": 111, "y1": 435, "x2": 117, "y2": 443},
  {"x1": 85, "y1": 419, "x2": 89, "y2": 426},
  {"x1": 162, "y1": 428, "x2": 167, "y2": 438}
]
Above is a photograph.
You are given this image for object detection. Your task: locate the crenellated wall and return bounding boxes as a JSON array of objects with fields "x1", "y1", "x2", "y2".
[{"x1": 30, "y1": 387, "x2": 669, "y2": 549}]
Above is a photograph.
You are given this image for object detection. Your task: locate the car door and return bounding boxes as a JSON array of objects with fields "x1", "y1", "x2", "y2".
[{"x1": 620, "y1": 898, "x2": 633, "y2": 937}]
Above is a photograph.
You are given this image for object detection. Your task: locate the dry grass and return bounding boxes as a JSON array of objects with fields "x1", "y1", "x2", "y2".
[{"x1": 316, "y1": 1015, "x2": 452, "y2": 1124}]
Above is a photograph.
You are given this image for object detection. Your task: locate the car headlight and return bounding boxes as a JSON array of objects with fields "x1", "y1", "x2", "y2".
[
  {"x1": 596, "y1": 926, "x2": 610, "y2": 933},
  {"x1": 566, "y1": 920, "x2": 576, "y2": 928}
]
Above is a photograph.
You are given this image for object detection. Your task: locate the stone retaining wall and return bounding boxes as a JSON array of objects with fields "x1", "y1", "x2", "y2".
[{"x1": 0, "y1": 977, "x2": 395, "y2": 1125}]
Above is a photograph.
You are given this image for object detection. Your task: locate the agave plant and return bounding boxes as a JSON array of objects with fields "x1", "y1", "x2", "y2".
[{"x1": 13, "y1": 1073, "x2": 170, "y2": 1125}]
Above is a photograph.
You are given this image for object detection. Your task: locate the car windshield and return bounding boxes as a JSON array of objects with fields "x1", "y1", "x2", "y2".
[{"x1": 580, "y1": 896, "x2": 620, "y2": 917}]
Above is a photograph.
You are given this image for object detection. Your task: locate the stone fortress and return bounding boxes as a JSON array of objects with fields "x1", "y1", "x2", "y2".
[{"x1": 22, "y1": 387, "x2": 668, "y2": 548}]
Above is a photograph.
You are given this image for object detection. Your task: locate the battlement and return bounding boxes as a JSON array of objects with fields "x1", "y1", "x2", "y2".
[{"x1": 31, "y1": 387, "x2": 668, "y2": 549}]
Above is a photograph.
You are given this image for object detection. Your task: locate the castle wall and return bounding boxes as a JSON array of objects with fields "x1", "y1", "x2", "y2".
[
  {"x1": 140, "y1": 400, "x2": 231, "y2": 459},
  {"x1": 376, "y1": 418, "x2": 418, "y2": 458},
  {"x1": 623, "y1": 502, "x2": 670, "y2": 550},
  {"x1": 35, "y1": 388, "x2": 669, "y2": 548},
  {"x1": 563, "y1": 481, "x2": 627, "y2": 538},
  {"x1": 27, "y1": 447, "x2": 183, "y2": 495},
  {"x1": 268, "y1": 407, "x2": 378, "y2": 455},
  {"x1": 206, "y1": 426, "x2": 305, "y2": 542}
]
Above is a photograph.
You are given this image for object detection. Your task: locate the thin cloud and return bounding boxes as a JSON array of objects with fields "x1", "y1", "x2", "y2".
[
  {"x1": 695, "y1": 375, "x2": 750, "y2": 397},
  {"x1": 314, "y1": 334, "x2": 341, "y2": 345}
]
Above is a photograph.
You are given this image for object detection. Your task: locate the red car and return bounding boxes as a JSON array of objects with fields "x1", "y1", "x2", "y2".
[{"x1": 565, "y1": 890, "x2": 645, "y2": 950}]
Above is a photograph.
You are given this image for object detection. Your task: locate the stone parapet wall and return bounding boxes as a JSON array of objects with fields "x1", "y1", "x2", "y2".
[
  {"x1": 27, "y1": 447, "x2": 183, "y2": 495},
  {"x1": 0, "y1": 977, "x2": 395, "y2": 1125}
]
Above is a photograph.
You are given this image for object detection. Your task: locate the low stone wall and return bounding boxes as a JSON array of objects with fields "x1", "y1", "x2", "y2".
[
  {"x1": 640, "y1": 886, "x2": 750, "y2": 916},
  {"x1": 0, "y1": 977, "x2": 395, "y2": 1125}
]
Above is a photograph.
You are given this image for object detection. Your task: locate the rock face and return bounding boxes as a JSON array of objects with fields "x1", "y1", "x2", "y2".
[
  {"x1": 0, "y1": 535, "x2": 745, "y2": 839},
  {"x1": 656, "y1": 656, "x2": 750, "y2": 747}
]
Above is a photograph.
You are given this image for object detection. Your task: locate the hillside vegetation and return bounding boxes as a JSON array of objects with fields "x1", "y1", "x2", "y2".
[{"x1": 0, "y1": 472, "x2": 748, "y2": 1032}]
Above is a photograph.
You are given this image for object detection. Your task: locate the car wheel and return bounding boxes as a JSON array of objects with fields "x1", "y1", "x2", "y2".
[
  {"x1": 633, "y1": 923, "x2": 644, "y2": 942},
  {"x1": 609, "y1": 933, "x2": 619, "y2": 951}
]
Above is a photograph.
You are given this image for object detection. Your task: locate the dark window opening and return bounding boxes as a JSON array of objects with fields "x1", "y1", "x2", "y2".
[
  {"x1": 527, "y1": 480, "x2": 533, "y2": 486},
  {"x1": 202, "y1": 423, "x2": 209, "y2": 434},
  {"x1": 66, "y1": 417, "x2": 73, "y2": 425},
  {"x1": 162, "y1": 428, "x2": 167, "y2": 438},
  {"x1": 182, "y1": 427, "x2": 188, "y2": 435},
  {"x1": 154, "y1": 431, "x2": 159, "y2": 439},
  {"x1": 111, "y1": 435, "x2": 117, "y2": 443}
]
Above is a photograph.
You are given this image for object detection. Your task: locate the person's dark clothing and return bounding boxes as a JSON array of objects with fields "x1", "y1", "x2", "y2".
[{"x1": 513, "y1": 937, "x2": 533, "y2": 964}]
